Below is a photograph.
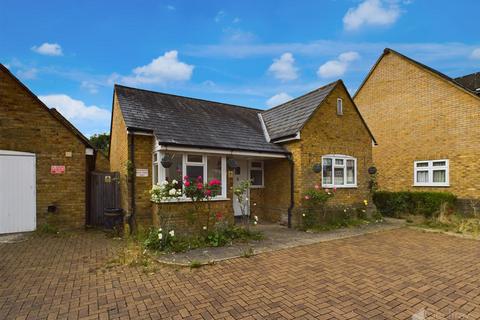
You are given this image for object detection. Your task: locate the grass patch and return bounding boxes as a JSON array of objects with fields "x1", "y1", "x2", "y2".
[
  {"x1": 189, "y1": 260, "x2": 202, "y2": 268},
  {"x1": 411, "y1": 214, "x2": 480, "y2": 238},
  {"x1": 306, "y1": 218, "x2": 378, "y2": 232}
]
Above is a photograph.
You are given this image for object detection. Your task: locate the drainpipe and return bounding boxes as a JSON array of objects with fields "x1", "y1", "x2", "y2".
[
  {"x1": 287, "y1": 154, "x2": 294, "y2": 228},
  {"x1": 128, "y1": 133, "x2": 136, "y2": 233}
]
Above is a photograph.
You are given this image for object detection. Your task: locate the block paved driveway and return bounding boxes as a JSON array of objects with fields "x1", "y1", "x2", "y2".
[{"x1": 1, "y1": 228, "x2": 480, "y2": 319}]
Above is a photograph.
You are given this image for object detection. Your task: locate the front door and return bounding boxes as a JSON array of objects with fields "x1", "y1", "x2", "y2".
[{"x1": 232, "y1": 159, "x2": 250, "y2": 217}]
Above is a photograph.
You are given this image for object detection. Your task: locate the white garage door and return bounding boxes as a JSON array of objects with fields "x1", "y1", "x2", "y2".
[{"x1": 0, "y1": 150, "x2": 36, "y2": 234}]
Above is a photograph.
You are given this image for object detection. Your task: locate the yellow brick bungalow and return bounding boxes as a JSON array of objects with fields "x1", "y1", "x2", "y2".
[
  {"x1": 354, "y1": 48, "x2": 480, "y2": 210},
  {"x1": 109, "y1": 80, "x2": 375, "y2": 228}
]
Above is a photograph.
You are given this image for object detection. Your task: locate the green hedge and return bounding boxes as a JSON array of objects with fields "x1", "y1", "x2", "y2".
[{"x1": 373, "y1": 191, "x2": 456, "y2": 218}]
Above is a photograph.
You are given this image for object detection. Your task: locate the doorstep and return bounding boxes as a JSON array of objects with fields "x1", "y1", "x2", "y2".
[{"x1": 153, "y1": 218, "x2": 406, "y2": 266}]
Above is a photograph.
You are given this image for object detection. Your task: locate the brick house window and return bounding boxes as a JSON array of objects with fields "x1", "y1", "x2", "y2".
[
  {"x1": 336, "y1": 98, "x2": 343, "y2": 115},
  {"x1": 414, "y1": 160, "x2": 449, "y2": 187},
  {"x1": 153, "y1": 152, "x2": 227, "y2": 199},
  {"x1": 322, "y1": 155, "x2": 357, "y2": 188}
]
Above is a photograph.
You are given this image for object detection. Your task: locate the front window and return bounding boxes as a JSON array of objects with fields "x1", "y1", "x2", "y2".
[
  {"x1": 154, "y1": 152, "x2": 227, "y2": 199},
  {"x1": 250, "y1": 161, "x2": 264, "y2": 188},
  {"x1": 414, "y1": 160, "x2": 449, "y2": 187},
  {"x1": 322, "y1": 155, "x2": 357, "y2": 188}
]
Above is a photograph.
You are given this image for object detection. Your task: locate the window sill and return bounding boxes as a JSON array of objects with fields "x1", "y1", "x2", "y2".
[
  {"x1": 413, "y1": 184, "x2": 450, "y2": 188},
  {"x1": 322, "y1": 185, "x2": 357, "y2": 189},
  {"x1": 152, "y1": 197, "x2": 230, "y2": 204},
  {"x1": 250, "y1": 185, "x2": 264, "y2": 189}
]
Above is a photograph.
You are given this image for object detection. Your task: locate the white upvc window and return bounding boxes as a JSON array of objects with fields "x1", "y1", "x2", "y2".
[
  {"x1": 336, "y1": 98, "x2": 343, "y2": 115},
  {"x1": 322, "y1": 155, "x2": 357, "y2": 188},
  {"x1": 414, "y1": 159, "x2": 449, "y2": 187},
  {"x1": 152, "y1": 153, "x2": 159, "y2": 185},
  {"x1": 154, "y1": 152, "x2": 227, "y2": 199},
  {"x1": 249, "y1": 160, "x2": 264, "y2": 188}
]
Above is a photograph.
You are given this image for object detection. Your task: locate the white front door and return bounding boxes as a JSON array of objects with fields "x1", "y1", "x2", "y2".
[
  {"x1": 0, "y1": 150, "x2": 36, "y2": 234},
  {"x1": 232, "y1": 159, "x2": 250, "y2": 217}
]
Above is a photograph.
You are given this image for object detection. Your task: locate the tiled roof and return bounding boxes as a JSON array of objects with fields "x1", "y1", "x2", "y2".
[
  {"x1": 114, "y1": 85, "x2": 288, "y2": 154},
  {"x1": 261, "y1": 81, "x2": 338, "y2": 141},
  {"x1": 454, "y1": 72, "x2": 480, "y2": 94}
]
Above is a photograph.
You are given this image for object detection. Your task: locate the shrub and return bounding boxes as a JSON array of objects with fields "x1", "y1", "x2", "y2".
[{"x1": 373, "y1": 191, "x2": 456, "y2": 218}]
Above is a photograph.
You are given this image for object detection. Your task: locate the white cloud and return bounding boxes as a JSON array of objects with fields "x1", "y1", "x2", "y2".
[
  {"x1": 268, "y1": 52, "x2": 298, "y2": 81},
  {"x1": 233, "y1": 17, "x2": 241, "y2": 23},
  {"x1": 17, "y1": 68, "x2": 38, "y2": 80},
  {"x1": 266, "y1": 92, "x2": 293, "y2": 107},
  {"x1": 343, "y1": 0, "x2": 401, "y2": 31},
  {"x1": 215, "y1": 10, "x2": 225, "y2": 22},
  {"x1": 31, "y1": 42, "x2": 63, "y2": 56},
  {"x1": 166, "y1": 5, "x2": 175, "y2": 10},
  {"x1": 39, "y1": 94, "x2": 110, "y2": 122},
  {"x1": 471, "y1": 48, "x2": 480, "y2": 59},
  {"x1": 222, "y1": 28, "x2": 256, "y2": 44},
  {"x1": 81, "y1": 81, "x2": 99, "y2": 94},
  {"x1": 121, "y1": 51, "x2": 194, "y2": 85},
  {"x1": 317, "y1": 51, "x2": 360, "y2": 78}
]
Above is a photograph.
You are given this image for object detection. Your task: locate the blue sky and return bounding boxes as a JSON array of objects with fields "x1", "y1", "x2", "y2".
[{"x1": 2, "y1": 0, "x2": 479, "y2": 136}]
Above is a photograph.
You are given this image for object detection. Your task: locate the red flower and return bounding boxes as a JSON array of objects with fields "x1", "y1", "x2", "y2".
[
  {"x1": 183, "y1": 175, "x2": 189, "y2": 180},
  {"x1": 215, "y1": 212, "x2": 223, "y2": 220},
  {"x1": 209, "y1": 179, "x2": 221, "y2": 186},
  {"x1": 197, "y1": 176, "x2": 203, "y2": 181},
  {"x1": 205, "y1": 189, "x2": 212, "y2": 196},
  {"x1": 333, "y1": 187, "x2": 337, "y2": 192},
  {"x1": 197, "y1": 183, "x2": 203, "y2": 190},
  {"x1": 184, "y1": 181, "x2": 191, "y2": 187}
]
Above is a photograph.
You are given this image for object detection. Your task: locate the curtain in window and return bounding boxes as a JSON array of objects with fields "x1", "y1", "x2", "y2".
[
  {"x1": 322, "y1": 158, "x2": 332, "y2": 184},
  {"x1": 346, "y1": 159, "x2": 355, "y2": 184},
  {"x1": 207, "y1": 156, "x2": 222, "y2": 184},
  {"x1": 416, "y1": 171, "x2": 428, "y2": 183},
  {"x1": 165, "y1": 154, "x2": 183, "y2": 184},
  {"x1": 432, "y1": 170, "x2": 446, "y2": 183}
]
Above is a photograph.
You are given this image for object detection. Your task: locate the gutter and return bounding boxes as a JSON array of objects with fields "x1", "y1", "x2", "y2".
[{"x1": 286, "y1": 154, "x2": 294, "y2": 228}]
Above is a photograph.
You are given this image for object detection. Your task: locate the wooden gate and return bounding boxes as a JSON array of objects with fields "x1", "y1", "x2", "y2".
[{"x1": 89, "y1": 171, "x2": 120, "y2": 227}]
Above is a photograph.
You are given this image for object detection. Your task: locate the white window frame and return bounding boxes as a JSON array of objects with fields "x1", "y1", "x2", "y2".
[
  {"x1": 336, "y1": 98, "x2": 343, "y2": 115},
  {"x1": 413, "y1": 159, "x2": 449, "y2": 187},
  {"x1": 152, "y1": 153, "x2": 159, "y2": 186},
  {"x1": 154, "y1": 151, "x2": 227, "y2": 200},
  {"x1": 321, "y1": 155, "x2": 357, "y2": 188},
  {"x1": 249, "y1": 160, "x2": 264, "y2": 188}
]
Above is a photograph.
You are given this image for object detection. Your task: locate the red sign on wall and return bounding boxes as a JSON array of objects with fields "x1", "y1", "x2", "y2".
[{"x1": 50, "y1": 165, "x2": 65, "y2": 174}]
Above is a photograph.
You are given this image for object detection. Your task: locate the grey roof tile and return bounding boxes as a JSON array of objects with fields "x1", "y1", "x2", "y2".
[
  {"x1": 261, "y1": 81, "x2": 338, "y2": 141},
  {"x1": 114, "y1": 85, "x2": 288, "y2": 154}
]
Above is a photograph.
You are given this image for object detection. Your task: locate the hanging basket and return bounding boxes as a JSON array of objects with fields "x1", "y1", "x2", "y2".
[
  {"x1": 227, "y1": 158, "x2": 239, "y2": 169},
  {"x1": 312, "y1": 163, "x2": 322, "y2": 173},
  {"x1": 161, "y1": 154, "x2": 173, "y2": 168}
]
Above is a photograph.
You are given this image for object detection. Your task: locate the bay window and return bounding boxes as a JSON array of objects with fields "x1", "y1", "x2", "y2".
[
  {"x1": 153, "y1": 152, "x2": 227, "y2": 199},
  {"x1": 414, "y1": 160, "x2": 449, "y2": 187},
  {"x1": 322, "y1": 155, "x2": 357, "y2": 188}
]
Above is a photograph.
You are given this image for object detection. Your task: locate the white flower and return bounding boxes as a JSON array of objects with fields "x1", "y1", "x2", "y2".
[
  {"x1": 176, "y1": 189, "x2": 182, "y2": 196},
  {"x1": 168, "y1": 188, "x2": 177, "y2": 196},
  {"x1": 172, "y1": 179, "x2": 178, "y2": 185},
  {"x1": 162, "y1": 180, "x2": 169, "y2": 186},
  {"x1": 158, "y1": 233, "x2": 163, "y2": 240},
  {"x1": 254, "y1": 215, "x2": 259, "y2": 221},
  {"x1": 362, "y1": 209, "x2": 366, "y2": 213},
  {"x1": 302, "y1": 213, "x2": 306, "y2": 217},
  {"x1": 253, "y1": 203, "x2": 257, "y2": 206},
  {"x1": 203, "y1": 226, "x2": 207, "y2": 230},
  {"x1": 253, "y1": 221, "x2": 257, "y2": 225},
  {"x1": 343, "y1": 209, "x2": 347, "y2": 213},
  {"x1": 245, "y1": 197, "x2": 249, "y2": 201},
  {"x1": 158, "y1": 228, "x2": 162, "y2": 232},
  {"x1": 169, "y1": 230, "x2": 175, "y2": 237}
]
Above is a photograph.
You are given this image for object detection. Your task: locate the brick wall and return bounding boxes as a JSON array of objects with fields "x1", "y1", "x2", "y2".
[
  {"x1": 0, "y1": 67, "x2": 90, "y2": 229},
  {"x1": 285, "y1": 84, "x2": 373, "y2": 225},
  {"x1": 109, "y1": 95, "x2": 130, "y2": 213},
  {"x1": 354, "y1": 51, "x2": 480, "y2": 203}
]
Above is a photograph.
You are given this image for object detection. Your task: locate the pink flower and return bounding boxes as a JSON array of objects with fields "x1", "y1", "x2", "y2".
[
  {"x1": 197, "y1": 176, "x2": 203, "y2": 181},
  {"x1": 197, "y1": 183, "x2": 203, "y2": 190},
  {"x1": 304, "y1": 195, "x2": 310, "y2": 200},
  {"x1": 183, "y1": 175, "x2": 189, "y2": 180},
  {"x1": 333, "y1": 187, "x2": 337, "y2": 192},
  {"x1": 314, "y1": 184, "x2": 320, "y2": 189},
  {"x1": 205, "y1": 189, "x2": 212, "y2": 196},
  {"x1": 184, "y1": 181, "x2": 190, "y2": 187},
  {"x1": 325, "y1": 188, "x2": 330, "y2": 193}
]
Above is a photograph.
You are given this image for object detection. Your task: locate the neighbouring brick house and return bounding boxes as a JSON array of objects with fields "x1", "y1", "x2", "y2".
[
  {"x1": 354, "y1": 48, "x2": 480, "y2": 210},
  {"x1": 0, "y1": 64, "x2": 105, "y2": 233},
  {"x1": 109, "y1": 80, "x2": 375, "y2": 228}
]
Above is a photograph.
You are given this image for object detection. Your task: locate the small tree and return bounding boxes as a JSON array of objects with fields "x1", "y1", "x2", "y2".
[
  {"x1": 89, "y1": 132, "x2": 110, "y2": 154},
  {"x1": 233, "y1": 180, "x2": 252, "y2": 228}
]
